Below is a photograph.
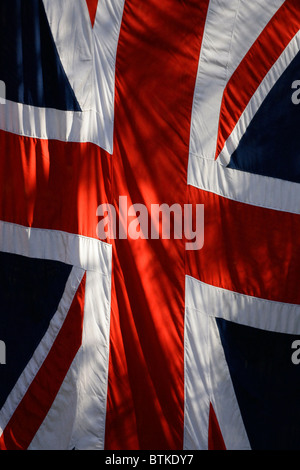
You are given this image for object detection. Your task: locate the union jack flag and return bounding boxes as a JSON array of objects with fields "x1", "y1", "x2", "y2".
[{"x1": 0, "y1": 0, "x2": 299, "y2": 450}]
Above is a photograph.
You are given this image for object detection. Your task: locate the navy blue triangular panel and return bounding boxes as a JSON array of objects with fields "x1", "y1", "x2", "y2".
[
  {"x1": 228, "y1": 50, "x2": 300, "y2": 184},
  {"x1": 216, "y1": 317, "x2": 300, "y2": 450},
  {"x1": 0, "y1": 0, "x2": 81, "y2": 111},
  {"x1": 0, "y1": 252, "x2": 72, "y2": 409}
]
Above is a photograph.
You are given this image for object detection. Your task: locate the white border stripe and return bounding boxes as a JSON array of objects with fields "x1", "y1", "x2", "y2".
[
  {"x1": 209, "y1": 316, "x2": 251, "y2": 450},
  {"x1": 184, "y1": 276, "x2": 251, "y2": 450},
  {"x1": 0, "y1": 102, "x2": 112, "y2": 152},
  {"x1": 44, "y1": 0, "x2": 125, "y2": 153},
  {"x1": 185, "y1": 275, "x2": 300, "y2": 335},
  {"x1": 189, "y1": 0, "x2": 240, "y2": 161},
  {"x1": 218, "y1": 32, "x2": 300, "y2": 165},
  {"x1": 70, "y1": 269, "x2": 112, "y2": 450},
  {"x1": 42, "y1": 0, "x2": 94, "y2": 112},
  {"x1": 0, "y1": 221, "x2": 112, "y2": 275},
  {"x1": 92, "y1": 0, "x2": 126, "y2": 154},
  {"x1": 188, "y1": 153, "x2": 300, "y2": 214},
  {"x1": 28, "y1": 349, "x2": 82, "y2": 450},
  {"x1": 184, "y1": 305, "x2": 210, "y2": 449},
  {"x1": 0, "y1": 0, "x2": 125, "y2": 154},
  {"x1": 187, "y1": 1, "x2": 296, "y2": 215}
]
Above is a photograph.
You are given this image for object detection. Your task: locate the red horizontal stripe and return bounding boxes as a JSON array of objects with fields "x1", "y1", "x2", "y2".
[
  {"x1": 208, "y1": 403, "x2": 226, "y2": 450},
  {"x1": 216, "y1": 0, "x2": 300, "y2": 158},
  {"x1": 0, "y1": 274, "x2": 86, "y2": 450},
  {"x1": 187, "y1": 186, "x2": 300, "y2": 305},
  {"x1": 0, "y1": 130, "x2": 111, "y2": 238}
]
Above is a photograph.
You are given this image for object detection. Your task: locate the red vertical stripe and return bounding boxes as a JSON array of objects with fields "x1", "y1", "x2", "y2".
[
  {"x1": 105, "y1": 0, "x2": 209, "y2": 450},
  {"x1": 0, "y1": 274, "x2": 86, "y2": 450}
]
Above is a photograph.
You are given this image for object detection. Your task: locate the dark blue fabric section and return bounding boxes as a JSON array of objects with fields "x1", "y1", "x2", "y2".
[
  {"x1": 216, "y1": 317, "x2": 300, "y2": 450},
  {"x1": 228, "y1": 50, "x2": 300, "y2": 184},
  {"x1": 0, "y1": 0, "x2": 81, "y2": 111},
  {"x1": 0, "y1": 252, "x2": 72, "y2": 409}
]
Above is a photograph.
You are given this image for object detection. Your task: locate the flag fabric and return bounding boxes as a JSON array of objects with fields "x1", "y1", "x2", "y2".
[{"x1": 0, "y1": 0, "x2": 299, "y2": 450}]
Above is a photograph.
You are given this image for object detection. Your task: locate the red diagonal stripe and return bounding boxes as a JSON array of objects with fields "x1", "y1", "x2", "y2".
[
  {"x1": 0, "y1": 273, "x2": 86, "y2": 450},
  {"x1": 216, "y1": 0, "x2": 300, "y2": 159},
  {"x1": 86, "y1": 0, "x2": 98, "y2": 27}
]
